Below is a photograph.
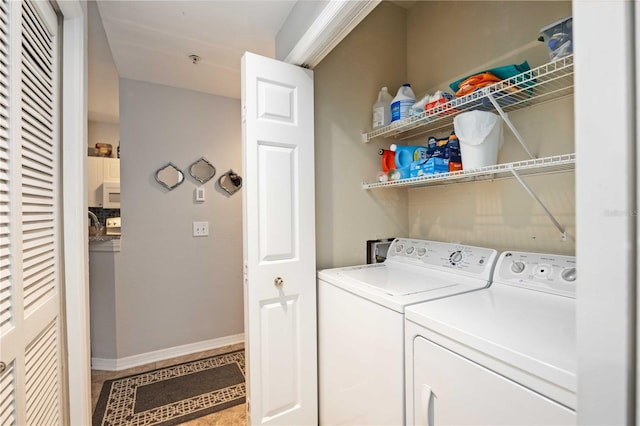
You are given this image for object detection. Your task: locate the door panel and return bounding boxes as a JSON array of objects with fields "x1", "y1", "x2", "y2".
[
  {"x1": 0, "y1": 1, "x2": 63, "y2": 424},
  {"x1": 258, "y1": 143, "x2": 296, "y2": 261},
  {"x1": 242, "y1": 51, "x2": 316, "y2": 425},
  {"x1": 410, "y1": 336, "x2": 575, "y2": 425},
  {"x1": 260, "y1": 296, "x2": 300, "y2": 416}
]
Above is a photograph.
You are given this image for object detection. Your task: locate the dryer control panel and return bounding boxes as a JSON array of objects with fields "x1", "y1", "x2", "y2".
[
  {"x1": 386, "y1": 238, "x2": 498, "y2": 280},
  {"x1": 494, "y1": 251, "x2": 576, "y2": 298}
]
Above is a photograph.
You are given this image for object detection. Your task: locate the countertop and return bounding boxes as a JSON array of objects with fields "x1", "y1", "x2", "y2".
[{"x1": 89, "y1": 235, "x2": 121, "y2": 252}]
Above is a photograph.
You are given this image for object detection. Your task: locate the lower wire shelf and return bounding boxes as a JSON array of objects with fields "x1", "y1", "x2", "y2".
[{"x1": 362, "y1": 153, "x2": 576, "y2": 190}]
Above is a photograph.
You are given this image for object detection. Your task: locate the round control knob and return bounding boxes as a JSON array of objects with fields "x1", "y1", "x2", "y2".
[
  {"x1": 417, "y1": 247, "x2": 427, "y2": 257},
  {"x1": 449, "y1": 250, "x2": 463, "y2": 265},
  {"x1": 511, "y1": 261, "x2": 526, "y2": 274},
  {"x1": 395, "y1": 244, "x2": 404, "y2": 253},
  {"x1": 406, "y1": 246, "x2": 415, "y2": 255},
  {"x1": 561, "y1": 267, "x2": 577, "y2": 282}
]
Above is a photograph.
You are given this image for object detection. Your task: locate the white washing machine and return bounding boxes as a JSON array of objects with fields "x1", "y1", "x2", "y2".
[
  {"x1": 318, "y1": 238, "x2": 498, "y2": 425},
  {"x1": 405, "y1": 250, "x2": 577, "y2": 425}
]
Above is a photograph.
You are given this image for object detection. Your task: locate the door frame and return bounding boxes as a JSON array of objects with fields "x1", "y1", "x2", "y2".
[
  {"x1": 57, "y1": 1, "x2": 90, "y2": 425},
  {"x1": 574, "y1": 0, "x2": 637, "y2": 424}
]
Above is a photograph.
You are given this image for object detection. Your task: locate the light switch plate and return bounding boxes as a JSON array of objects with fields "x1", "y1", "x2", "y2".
[
  {"x1": 193, "y1": 221, "x2": 209, "y2": 237},
  {"x1": 195, "y1": 187, "x2": 205, "y2": 202}
]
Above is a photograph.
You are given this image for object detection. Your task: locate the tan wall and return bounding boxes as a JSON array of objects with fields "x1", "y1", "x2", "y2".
[
  {"x1": 314, "y1": 2, "x2": 410, "y2": 269},
  {"x1": 88, "y1": 120, "x2": 119, "y2": 158},
  {"x1": 404, "y1": 1, "x2": 575, "y2": 255},
  {"x1": 315, "y1": 1, "x2": 574, "y2": 260}
]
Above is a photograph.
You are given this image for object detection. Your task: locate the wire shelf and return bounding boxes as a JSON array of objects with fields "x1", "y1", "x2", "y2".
[
  {"x1": 361, "y1": 153, "x2": 575, "y2": 190},
  {"x1": 363, "y1": 55, "x2": 574, "y2": 142}
]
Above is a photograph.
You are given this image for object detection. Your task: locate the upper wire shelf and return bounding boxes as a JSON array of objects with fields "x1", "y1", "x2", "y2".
[
  {"x1": 361, "y1": 153, "x2": 575, "y2": 190},
  {"x1": 362, "y1": 54, "x2": 574, "y2": 142}
]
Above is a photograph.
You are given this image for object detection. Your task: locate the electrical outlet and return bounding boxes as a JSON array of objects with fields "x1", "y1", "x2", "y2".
[{"x1": 192, "y1": 221, "x2": 209, "y2": 237}]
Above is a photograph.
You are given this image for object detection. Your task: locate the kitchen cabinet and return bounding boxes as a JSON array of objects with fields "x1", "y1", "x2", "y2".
[
  {"x1": 88, "y1": 157, "x2": 120, "y2": 208},
  {"x1": 103, "y1": 157, "x2": 120, "y2": 181}
]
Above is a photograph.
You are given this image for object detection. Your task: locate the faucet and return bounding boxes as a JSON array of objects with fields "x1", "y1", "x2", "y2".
[{"x1": 88, "y1": 211, "x2": 103, "y2": 235}]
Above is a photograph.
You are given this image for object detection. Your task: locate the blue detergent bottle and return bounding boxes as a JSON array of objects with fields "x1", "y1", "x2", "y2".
[{"x1": 390, "y1": 144, "x2": 419, "y2": 179}]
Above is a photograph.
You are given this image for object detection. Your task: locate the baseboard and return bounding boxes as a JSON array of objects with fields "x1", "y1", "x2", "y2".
[{"x1": 91, "y1": 333, "x2": 244, "y2": 371}]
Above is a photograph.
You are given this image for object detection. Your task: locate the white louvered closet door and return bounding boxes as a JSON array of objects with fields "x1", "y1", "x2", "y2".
[{"x1": 0, "y1": 1, "x2": 63, "y2": 425}]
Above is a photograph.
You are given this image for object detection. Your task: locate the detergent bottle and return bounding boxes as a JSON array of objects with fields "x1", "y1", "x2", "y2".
[
  {"x1": 390, "y1": 83, "x2": 416, "y2": 122},
  {"x1": 390, "y1": 144, "x2": 419, "y2": 179},
  {"x1": 378, "y1": 148, "x2": 396, "y2": 173},
  {"x1": 372, "y1": 87, "x2": 393, "y2": 129}
]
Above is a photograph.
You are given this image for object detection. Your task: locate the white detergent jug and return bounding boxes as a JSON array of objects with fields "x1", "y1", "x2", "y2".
[
  {"x1": 372, "y1": 87, "x2": 393, "y2": 129},
  {"x1": 391, "y1": 83, "x2": 416, "y2": 122}
]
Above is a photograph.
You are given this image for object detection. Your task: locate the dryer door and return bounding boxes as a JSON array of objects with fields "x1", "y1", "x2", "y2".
[{"x1": 410, "y1": 336, "x2": 576, "y2": 425}]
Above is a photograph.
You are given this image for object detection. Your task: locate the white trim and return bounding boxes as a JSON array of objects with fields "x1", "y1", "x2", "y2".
[
  {"x1": 91, "y1": 333, "x2": 245, "y2": 371},
  {"x1": 284, "y1": 0, "x2": 380, "y2": 68},
  {"x1": 574, "y1": 1, "x2": 636, "y2": 424},
  {"x1": 58, "y1": 1, "x2": 90, "y2": 425}
]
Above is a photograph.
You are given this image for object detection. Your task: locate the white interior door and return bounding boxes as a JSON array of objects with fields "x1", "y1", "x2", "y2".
[
  {"x1": 0, "y1": 1, "x2": 65, "y2": 424},
  {"x1": 241, "y1": 52, "x2": 317, "y2": 425}
]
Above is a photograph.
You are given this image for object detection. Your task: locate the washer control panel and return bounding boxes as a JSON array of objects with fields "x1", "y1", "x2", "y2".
[
  {"x1": 387, "y1": 238, "x2": 498, "y2": 279},
  {"x1": 495, "y1": 251, "x2": 576, "y2": 298}
]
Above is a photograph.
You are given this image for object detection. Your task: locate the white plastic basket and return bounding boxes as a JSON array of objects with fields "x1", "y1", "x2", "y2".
[{"x1": 453, "y1": 111, "x2": 504, "y2": 170}]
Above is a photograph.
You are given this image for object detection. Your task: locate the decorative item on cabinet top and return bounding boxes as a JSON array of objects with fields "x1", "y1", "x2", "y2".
[
  {"x1": 218, "y1": 169, "x2": 242, "y2": 196},
  {"x1": 155, "y1": 163, "x2": 184, "y2": 190},
  {"x1": 188, "y1": 157, "x2": 216, "y2": 184}
]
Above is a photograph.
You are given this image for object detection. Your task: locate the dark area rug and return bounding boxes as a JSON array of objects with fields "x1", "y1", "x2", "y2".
[{"x1": 93, "y1": 349, "x2": 245, "y2": 426}]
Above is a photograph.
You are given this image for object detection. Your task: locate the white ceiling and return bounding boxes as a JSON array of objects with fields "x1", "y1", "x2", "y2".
[{"x1": 88, "y1": 0, "x2": 298, "y2": 123}]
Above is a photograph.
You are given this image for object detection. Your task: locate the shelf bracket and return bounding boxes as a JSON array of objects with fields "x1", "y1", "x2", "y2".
[
  {"x1": 509, "y1": 168, "x2": 567, "y2": 241},
  {"x1": 487, "y1": 94, "x2": 536, "y2": 160}
]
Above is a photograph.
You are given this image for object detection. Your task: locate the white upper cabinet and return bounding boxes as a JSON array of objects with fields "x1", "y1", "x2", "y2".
[{"x1": 88, "y1": 157, "x2": 119, "y2": 208}]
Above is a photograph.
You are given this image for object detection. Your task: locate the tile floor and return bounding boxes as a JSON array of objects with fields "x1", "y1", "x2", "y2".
[{"x1": 91, "y1": 342, "x2": 247, "y2": 425}]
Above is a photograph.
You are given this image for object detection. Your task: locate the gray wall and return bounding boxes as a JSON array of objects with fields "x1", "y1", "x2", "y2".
[
  {"x1": 113, "y1": 79, "x2": 243, "y2": 358},
  {"x1": 314, "y1": 2, "x2": 409, "y2": 269}
]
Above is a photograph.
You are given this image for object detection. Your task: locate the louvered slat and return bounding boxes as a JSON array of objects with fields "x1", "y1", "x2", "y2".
[
  {"x1": 0, "y1": 0, "x2": 9, "y2": 336},
  {"x1": 21, "y1": 121, "x2": 53, "y2": 154},
  {"x1": 20, "y1": 50, "x2": 53, "y2": 102},
  {"x1": 20, "y1": 203, "x2": 52, "y2": 214},
  {"x1": 22, "y1": 251, "x2": 53, "y2": 275},
  {"x1": 21, "y1": 169, "x2": 52, "y2": 186},
  {"x1": 22, "y1": 237, "x2": 53, "y2": 255},
  {"x1": 21, "y1": 227, "x2": 51, "y2": 242},
  {"x1": 20, "y1": 19, "x2": 51, "y2": 77},
  {"x1": 0, "y1": 362, "x2": 15, "y2": 426},
  {"x1": 22, "y1": 99, "x2": 52, "y2": 134},
  {"x1": 21, "y1": 62, "x2": 52, "y2": 106},
  {"x1": 22, "y1": 1, "x2": 52, "y2": 62},
  {"x1": 25, "y1": 321, "x2": 59, "y2": 425},
  {"x1": 21, "y1": 141, "x2": 51, "y2": 166},
  {"x1": 24, "y1": 280, "x2": 55, "y2": 314}
]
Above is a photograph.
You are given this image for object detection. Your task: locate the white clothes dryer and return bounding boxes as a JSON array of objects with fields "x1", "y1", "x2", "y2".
[
  {"x1": 318, "y1": 238, "x2": 498, "y2": 425},
  {"x1": 405, "y1": 250, "x2": 577, "y2": 425}
]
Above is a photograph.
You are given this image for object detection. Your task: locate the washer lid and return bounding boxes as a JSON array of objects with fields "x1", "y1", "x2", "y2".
[{"x1": 333, "y1": 264, "x2": 458, "y2": 296}]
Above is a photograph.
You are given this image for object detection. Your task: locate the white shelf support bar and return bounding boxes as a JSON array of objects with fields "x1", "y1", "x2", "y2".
[
  {"x1": 487, "y1": 93, "x2": 536, "y2": 159},
  {"x1": 509, "y1": 168, "x2": 567, "y2": 241}
]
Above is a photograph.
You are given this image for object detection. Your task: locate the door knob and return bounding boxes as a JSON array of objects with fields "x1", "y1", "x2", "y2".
[
  {"x1": 274, "y1": 277, "x2": 284, "y2": 288},
  {"x1": 0, "y1": 361, "x2": 6, "y2": 374}
]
